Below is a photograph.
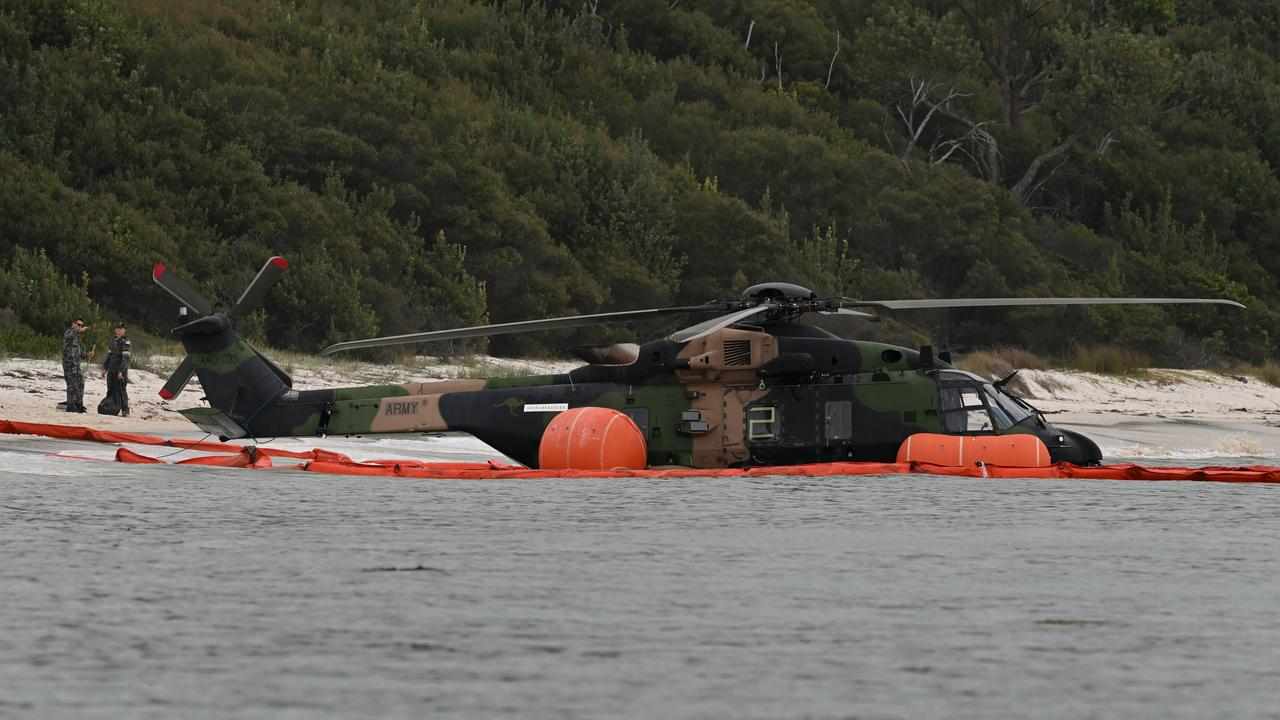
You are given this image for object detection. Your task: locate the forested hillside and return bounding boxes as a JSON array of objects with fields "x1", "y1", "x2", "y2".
[{"x1": 1, "y1": 0, "x2": 1277, "y2": 362}]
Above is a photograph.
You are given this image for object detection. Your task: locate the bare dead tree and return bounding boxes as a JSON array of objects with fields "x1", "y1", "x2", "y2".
[
  {"x1": 1096, "y1": 130, "x2": 1117, "y2": 156},
  {"x1": 1010, "y1": 135, "x2": 1076, "y2": 205},
  {"x1": 1014, "y1": 128, "x2": 1124, "y2": 206},
  {"x1": 745, "y1": 19, "x2": 755, "y2": 49},
  {"x1": 932, "y1": 101, "x2": 1003, "y2": 184},
  {"x1": 825, "y1": 29, "x2": 841, "y2": 90},
  {"x1": 902, "y1": 78, "x2": 1113, "y2": 206},
  {"x1": 944, "y1": 123, "x2": 1000, "y2": 178},
  {"x1": 774, "y1": 42, "x2": 783, "y2": 91},
  {"x1": 895, "y1": 78, "x2": 968, "y2": 164},
  {"x1": 929, "y1": 122, "x2": 993, "y2": 166}
]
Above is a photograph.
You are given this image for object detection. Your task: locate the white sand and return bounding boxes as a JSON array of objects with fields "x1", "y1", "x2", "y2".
[
  {"x1": 2, "y1": 357, "x2": 1279, "y2": 461},
  {"x1": 0, "y1": 355, "x2": 579, "y2": 435},
  {"x1": 1017, "y1": 369, "x2": 1280, "y2": 460}
]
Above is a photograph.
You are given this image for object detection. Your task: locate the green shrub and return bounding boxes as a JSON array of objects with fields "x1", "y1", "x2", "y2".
[
  {"x1": 0, "y1": 247, "x2": 101, "y2": 337},
  {"x1": 0, "y1": 326, "x2": 61, "y2": 358}
]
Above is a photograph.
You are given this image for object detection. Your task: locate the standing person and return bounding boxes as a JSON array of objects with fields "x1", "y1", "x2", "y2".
[
  {"x1": 103, "y1": 322, "x2": 131, "y2": 417},
  {"x1": 62, "y1": 319, "x2": 88, "y2": 413}
]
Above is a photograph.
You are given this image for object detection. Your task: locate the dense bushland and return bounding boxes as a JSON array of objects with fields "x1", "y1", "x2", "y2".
[{"x1": 0, "y1": 0, "x2": 1275, "y2": 363}]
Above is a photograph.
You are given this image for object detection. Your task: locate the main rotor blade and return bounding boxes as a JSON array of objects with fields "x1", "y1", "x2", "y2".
[
  {"x1": 669, "y1": 304, "x2": 776, "y2": 343},
  {"x1": 320, "y1": 304, "x2": 727, "y2": 356},
  {"x1": 818, "y1": 308, "x2": 877, "y2": 319},
  {"x1": 158, "y1": 356, "x2": 196, "y2": 400},
  {"x1": 232, "y1": 256, "x2": 289, "y2": 319},
  {"x1": 152, "y1": 263, "x2": 214, "y2": 316},
  {"x1": 844, "y1": 297, "x2": 1247, "y2": 311}
]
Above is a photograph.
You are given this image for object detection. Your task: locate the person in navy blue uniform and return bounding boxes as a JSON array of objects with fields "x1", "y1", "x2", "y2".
[
  {"x1": 103, "y1": 323, "x2": 131, "y2": 417},
  {"x1": 62, "y1": 319, "x2": 88, "y2": 412}
]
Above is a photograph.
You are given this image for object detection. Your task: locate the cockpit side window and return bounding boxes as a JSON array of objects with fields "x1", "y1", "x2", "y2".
[
  {"x1": 979, "y1": 384, "x2": 1016, "y2": 430},
  {"x1": 939, "y1": 385, "x2": 995, "y2": 433}
]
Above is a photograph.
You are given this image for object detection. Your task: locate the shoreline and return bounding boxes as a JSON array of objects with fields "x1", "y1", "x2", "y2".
[{"x1": 3, "y1": 357, "x2": 1279, "y2": 461}]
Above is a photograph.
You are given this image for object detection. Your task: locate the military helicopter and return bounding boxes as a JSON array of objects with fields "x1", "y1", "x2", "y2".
[{"x1": 153, "y1": 257, "x2": 1243, "y2": 469}]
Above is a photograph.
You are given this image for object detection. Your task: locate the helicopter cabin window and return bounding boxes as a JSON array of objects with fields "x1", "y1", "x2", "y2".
[
  {"x1": 939, "y1": 387, "x2": 994, "y2": 433},
  {"x1": 748, "y1": 406, "x2": 777, "y2": 441}
]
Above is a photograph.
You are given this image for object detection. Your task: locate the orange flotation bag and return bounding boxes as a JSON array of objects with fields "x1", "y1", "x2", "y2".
[
  {"x1": 538, "y1": 407, "x2": 647, "y2": 471},
  {"x1": 896, "y1": 432, "x2": 1052, "y2": 467}
]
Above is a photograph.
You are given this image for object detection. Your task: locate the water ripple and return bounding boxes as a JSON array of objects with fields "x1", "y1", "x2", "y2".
[{"x1": 4, "y1": 465, "x2": 1280, "y2": 718}]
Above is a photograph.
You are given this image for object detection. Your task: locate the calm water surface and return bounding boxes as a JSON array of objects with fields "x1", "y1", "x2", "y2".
[{"x1": 4, "y1": 458, "x2": 1280, "y2": 718}]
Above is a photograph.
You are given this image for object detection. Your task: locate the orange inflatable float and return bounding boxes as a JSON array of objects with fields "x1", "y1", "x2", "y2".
[
  {"x1": 896, "y1": 433, "x2": 1052, "y2": 467},
  {"x1": 537, "y1": 407, "x2": 647, "y2": 471}
]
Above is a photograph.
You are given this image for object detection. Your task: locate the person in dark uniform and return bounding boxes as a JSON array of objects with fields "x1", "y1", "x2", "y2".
[
  {"x1": 103, "y1": 322, "x2": 131, "y2": 417},
  {"x1": 62, "y1": 318, "x2": 88, "y2": 413}
]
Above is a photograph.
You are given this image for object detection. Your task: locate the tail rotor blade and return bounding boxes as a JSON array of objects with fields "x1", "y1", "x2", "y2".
[
  {"x1": 231, "y1": 256, "x2": 289, "y2": 319},
  {"x1": 158, "y1": 356, "x2": 196, "y2": 400},
  {"x1": 153, "y1": 263, "x2": 215, "y2": 316}
]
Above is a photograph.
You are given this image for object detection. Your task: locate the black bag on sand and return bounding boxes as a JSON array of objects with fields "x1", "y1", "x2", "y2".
[{"x1": 97, "y1": 395, "x2": 119, "y2": 416}]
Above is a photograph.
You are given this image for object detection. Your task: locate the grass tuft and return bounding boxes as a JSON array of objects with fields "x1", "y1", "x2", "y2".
[
  {"x1": 1243, "y1": 361, "x2": 1280, "y2": 387},
  {"x1": 0, "y1": 328, "x2": 61, "y2": 359},
  {"x1": 956, "y1": 346, "x2": 1048, "y2": 379},
  {"x1": 1064, "y1": 345, "x2": 1151, "y2": 376}
]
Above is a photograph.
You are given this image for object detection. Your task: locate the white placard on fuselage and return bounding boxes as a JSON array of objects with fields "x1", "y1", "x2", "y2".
[{"x1": 523, "y1": 403, "x2": 569, "y2": 413}]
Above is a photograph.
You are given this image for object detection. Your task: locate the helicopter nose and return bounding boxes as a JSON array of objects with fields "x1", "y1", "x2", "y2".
[{"x1": 1043, "y1": 428, "x2": 1103, "y2": 466}]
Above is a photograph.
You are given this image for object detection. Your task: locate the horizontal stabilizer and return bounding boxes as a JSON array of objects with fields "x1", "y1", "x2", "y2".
[{"x1": 178, "y1": 408, "x2": 247, "y2": 439}]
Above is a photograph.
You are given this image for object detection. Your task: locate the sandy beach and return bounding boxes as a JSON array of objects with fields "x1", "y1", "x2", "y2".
[
  {"x1": 3, "y1": 356, "x2": 1279, "y2": 462},
  {"x1": 1019, "y1": 368, "x2": 1280, "y2": 459}
]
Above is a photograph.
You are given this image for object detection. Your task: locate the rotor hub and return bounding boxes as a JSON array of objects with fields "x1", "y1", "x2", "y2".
[{"x1": 742, "y1": 282, "x2": 817, "y2": 304}]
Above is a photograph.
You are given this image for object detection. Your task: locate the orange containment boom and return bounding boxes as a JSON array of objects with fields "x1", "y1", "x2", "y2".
[
  {"x1": 6, "y1": 418, "x2": 1280, "y2": 483},
  {"x1": 897, "y1": 433, "x2": 1051, "y2": 467}
]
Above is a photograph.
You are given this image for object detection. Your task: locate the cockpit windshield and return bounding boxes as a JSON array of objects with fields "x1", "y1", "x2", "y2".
[
  {"x1": 983, "y1": 383, "x2": 1034, "y2": 426},
  {"x1": 937, "y1": 371, "x2": 1039, "y2": 433}
]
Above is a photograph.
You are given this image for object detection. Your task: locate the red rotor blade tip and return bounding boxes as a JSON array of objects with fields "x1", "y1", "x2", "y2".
[
  {"x1": 270, "y1": 257, "x2": 289, "y2": 269},
  {"x1": 153, "y1": 262, "x2": 166, "y2": 280},
  {"x1": 158, "y1": 388, "x2": 174, "y2": 400}
]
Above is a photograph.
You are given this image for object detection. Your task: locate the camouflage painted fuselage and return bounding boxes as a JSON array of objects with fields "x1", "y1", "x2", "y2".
[{"x1": 178, "y1": 321, "x2": 1100, "y2": 468}]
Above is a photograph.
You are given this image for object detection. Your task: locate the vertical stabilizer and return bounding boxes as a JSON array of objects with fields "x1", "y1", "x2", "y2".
[{"x1": 153, "y1": 257, "x2": 292, "y2": 436}]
